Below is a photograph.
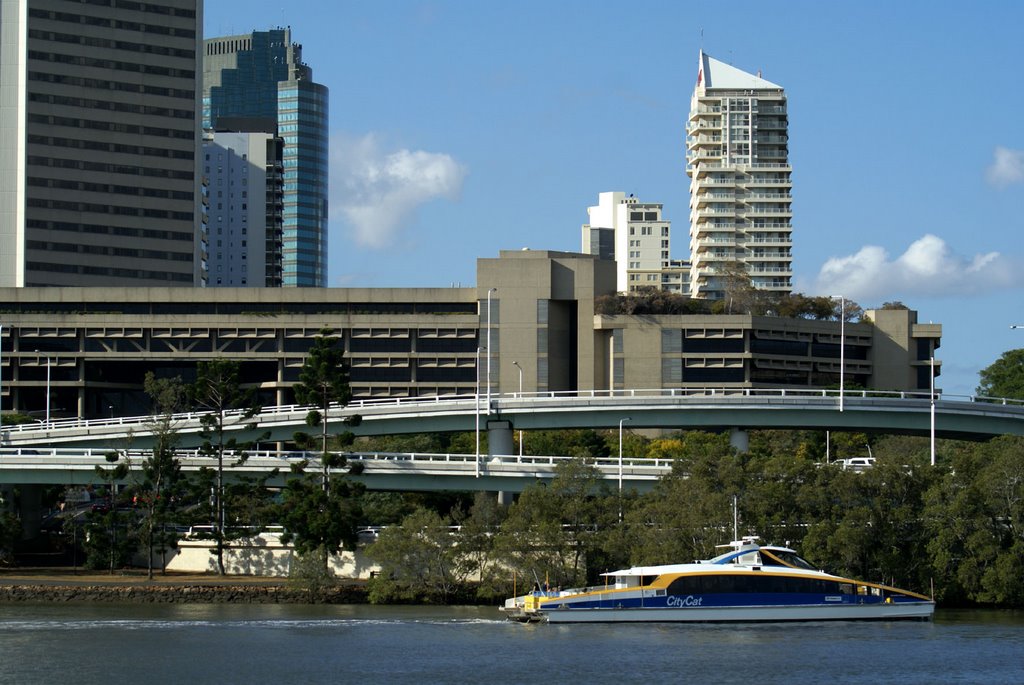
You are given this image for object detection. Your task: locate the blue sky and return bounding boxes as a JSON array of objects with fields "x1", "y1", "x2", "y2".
[{"x1": 204, "y1": 1, "x2": 1024, "y2": 397}]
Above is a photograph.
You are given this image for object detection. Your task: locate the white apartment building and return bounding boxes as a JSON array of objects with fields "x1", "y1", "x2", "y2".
[
  {"x1": 686, "y1": 51, "x2": 793, "y2": 299},
  {"x1": 581, "y1": 192, "x2": 681, "y2": 293},
  {"x1": 202, "y1": 129, "x2": 284, "y2": 287}
]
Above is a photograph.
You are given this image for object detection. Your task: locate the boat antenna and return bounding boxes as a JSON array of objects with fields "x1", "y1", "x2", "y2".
[{"x1": 732, "y1": 494, "x2": 738, "y2": 541}]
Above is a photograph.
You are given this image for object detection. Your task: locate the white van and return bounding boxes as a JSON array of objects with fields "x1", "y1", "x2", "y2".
[{"x1": 840, "y1": 457, "x2": 876, "y2": 472}]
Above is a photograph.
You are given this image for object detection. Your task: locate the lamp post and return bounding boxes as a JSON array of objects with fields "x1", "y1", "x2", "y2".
[
  {"x1": 929, "y1": 355, "x2": 936, "y2": 467},
  {"x1": 37, "y1": 350, "x2": 51, "y2": 424},
  {"x1": 512, "y1": 360, "x2": 523, "y2": 459},
  {"x1": 830, "y1": 295, "x2": 845, "y2": 412},
  {"x1": 618, "y1": 417, "x2": 632, "y2": 520},
  {"x1": 475, "y1": 346, "x2": 481, "y2": 478},
  {"x1": 486, "y1": 287, "x2": 496, "y2": 412}
]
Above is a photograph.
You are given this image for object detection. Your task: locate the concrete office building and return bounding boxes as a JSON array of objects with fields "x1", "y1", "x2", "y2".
[
  {"x1": 686, "y1": 51, "x2": 793, "y2": 299},
  {"x1": 203, "y1": 28, "x2": 328, "y2": 287},
  {"x1": 202, "y1": 127, "x2": 285, "y2": 287},
  {"x1": 581, "y1": 192, "x2": 684, "y2": 293},
  {"x1": 0, "y1": 0, "x2": 203, "y2": 287},
  {"x1": 0, "y1": 250, "x2": 939, "y2": 420}
]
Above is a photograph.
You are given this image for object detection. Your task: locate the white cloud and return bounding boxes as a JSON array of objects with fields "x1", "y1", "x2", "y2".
[
  {"x1": 811, "y1": 234, "x2": 1023, "y2": 301},
  {"x1": 332, "y1": 134, "x2": 467, "y2": 248},
  {"x1": 985, "y1": 146, "x2": 1024, "y2": 188}
]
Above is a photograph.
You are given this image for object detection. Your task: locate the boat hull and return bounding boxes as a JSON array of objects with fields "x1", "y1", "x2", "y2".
[{"x1": 535, "y1": 601, "x2": 934, "y2": 623}]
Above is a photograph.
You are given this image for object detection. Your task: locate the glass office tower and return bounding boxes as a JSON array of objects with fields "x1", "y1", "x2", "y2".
[{"x1": 203, "y1": 28, "x2": 327, "y2": 287}]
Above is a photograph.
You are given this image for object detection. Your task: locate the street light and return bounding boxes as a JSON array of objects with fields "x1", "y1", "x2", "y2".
[
  {"x1": 830, "y1": 295, "x2": 845, "y2": 412},
  {"x1": 37, "y1": 350, "x2": 51, "y2": 424},
  {"x1": 618, "y1": 417, "x2": 632, "y2": 520},
  {"x1": 929, "y1": 355, "x2": 937, "y2": 467},
  {"x1": 512, "y1": 360, "x2": 523, "y2": 459},
  {"x1": 475, "y1": 346, "x2": 481, "y2": 478},
  {"x1": 486, "y1": 287, "x2": 497, "y2": 411}
]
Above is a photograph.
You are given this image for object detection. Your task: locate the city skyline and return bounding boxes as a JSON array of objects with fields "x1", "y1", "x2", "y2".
[
  {"x1": 205, "y1": 2, "x2": 1016, "y2": 397},
  {"x1": 203, "y1": 28, "x2": 329, "y2": 287}
]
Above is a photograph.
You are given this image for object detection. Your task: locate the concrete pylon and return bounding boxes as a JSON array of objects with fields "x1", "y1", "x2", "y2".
[
  {"x1": 729, "y1": 428, "x2": 749, "y2": 453},
  {"x1": 487, "y1": 420, "x2": 514, "y2": 457},
  {"x1": 488, "y1": 420, "x2": 514, "y2": 504}
]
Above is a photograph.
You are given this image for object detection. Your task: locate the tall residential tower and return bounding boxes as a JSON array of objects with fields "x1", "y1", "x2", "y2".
[
  {"x1": 0, "y1": 0, "x2": 203, "y2": 287},
  {"x1": 686, "y1": 51, "x2": 793, "y2": 299},
  {"x1": 203, "y1": 28, "x2": 328, "y2": 287}
]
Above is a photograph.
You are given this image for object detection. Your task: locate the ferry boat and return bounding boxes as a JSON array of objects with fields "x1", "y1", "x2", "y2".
[{"x1": 501, "y1": 537, "x2": 934, "y2": 623}]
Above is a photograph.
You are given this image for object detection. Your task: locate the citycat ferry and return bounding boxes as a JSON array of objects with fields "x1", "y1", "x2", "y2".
[{"x1": 501, "y1": 537, "x2": 934, "y2": 623}]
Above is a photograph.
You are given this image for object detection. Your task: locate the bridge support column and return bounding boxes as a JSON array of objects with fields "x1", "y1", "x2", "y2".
[
  {"x1": 487, "y1": 420, "x2": 514, "y2": 458},
  {"x1": 488, "y1": 421, "x2": 515, "y2": 506},
  {"x1": 730, "y1": 428, "x2": 749, "y2": 453}
]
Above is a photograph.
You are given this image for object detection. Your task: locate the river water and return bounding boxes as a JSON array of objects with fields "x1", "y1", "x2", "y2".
[{"x1": 0, "y1": 604, "x2": 1021, "y2": 684}]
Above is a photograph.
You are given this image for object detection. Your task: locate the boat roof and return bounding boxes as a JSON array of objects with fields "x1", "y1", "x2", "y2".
[{"x1": 601, "y1": 539, "x2": 801, "y2": 578}]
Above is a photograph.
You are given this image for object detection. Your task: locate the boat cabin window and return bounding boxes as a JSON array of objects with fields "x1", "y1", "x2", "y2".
[
  {"x1": 667, "y1": 574, "x2": 849, "y2": 596},
  {"x1": 761, "y1": 549, "x2": 816, "y2": 570}
]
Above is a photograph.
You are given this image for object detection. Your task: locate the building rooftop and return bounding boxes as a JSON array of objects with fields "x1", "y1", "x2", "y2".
[{"x1": 698, "y1": 50, "x2": 782, "y2": 91}]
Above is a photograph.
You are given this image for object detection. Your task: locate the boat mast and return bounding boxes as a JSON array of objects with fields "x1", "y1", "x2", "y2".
[{"x1": 732, "y1": 494, "x2": 738, "y2": 541}]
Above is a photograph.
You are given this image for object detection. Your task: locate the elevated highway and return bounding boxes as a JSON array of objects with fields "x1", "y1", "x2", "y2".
[
  {"x1": 0, "y1": 448, "x2": 671, "y2": 494},
  {"x1": 2, "y1": 388, "x2": 1023, "y2": 451}
]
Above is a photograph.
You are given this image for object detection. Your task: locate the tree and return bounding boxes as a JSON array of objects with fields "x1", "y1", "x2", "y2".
[
  {"x1": 292, "y1": 331, "x2": 361, "y2": 493},
  {"x1": 628, "y1": 433, "x2": 742, "y2": 566},
  {"x1": 278, "y1": 471, "x2": 364, "y2": 584},
  {"x1": 87, "y1": 453, "x2": 133, "y2": 573},
  {"x1": 192, "y1": 359, "x2": 267, "y2": 575},
  {"x1": 976, "y1": 349, "x2": 1024, "y2": 400},
  {"x1": 367, "y1": 507, "x2": 468, "y2": 603},
  {"x1": 495, "y1": 458, "x2": 612, "y2": 589},
  {"x1": 136, "y1": 372, "x2": 189, "y2": 578},
  {"x1": 280, "y1": 331, "x2": 364, "y2": 581},
  {"x1": 0, "y1": 507, "x2": 19, "y2": 567}
]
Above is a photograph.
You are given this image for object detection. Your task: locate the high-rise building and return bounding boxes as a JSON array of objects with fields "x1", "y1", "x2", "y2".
[
  {"x1": 203, "y1": 28, "x2": 328, "y2": 287},
  {"x1": 686, "y1": 51, "x2": 793, "y2": 299},
  {"x1": 581, "y1": 192, "x2": 682, "y2": 293},
  {"x1": 0, "y1": 0, "x2": 203, "y2": 287},
  {"x1": 202, "y1": 125, "x2": 284, "y2": 287}
]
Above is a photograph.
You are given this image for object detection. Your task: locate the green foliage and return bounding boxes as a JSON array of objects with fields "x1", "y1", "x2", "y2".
[
  {"x1": 192, "y1": 359, "x2": 268, "y2": 575},
  {"x1": 976, "y1": 349, "x2": 1024, "y2": 400},
  {"x1": 294, "y1": 330, "x2": 352, "y2": 411},
  {"x1": 278, "y1": 467, "x2": 365, "y2": 577},
  {"x1": 0, "y1": 509, "x2": 19, "y2": 566},
  {"x1": 367, "y1": 508, "x2": 466, "y2": 603},
  {"x1": 134, "y1": 373, "x2": 190, "y2": 578},
  {"x1": 925, "y1": 436, "x2": 1024, "y2": 605},
  {"x1": 83, "y1": 510, "x2": 136, "y2": 571},
  {"x1": 495, "y1": 458, "x2": 613, "y2": 589},
  {"x1": 628, "y1": 432, "x2": 740, "y2": 565},
  {"x1": 595, "y1": 288, "x2": 713, "y2": 316}
]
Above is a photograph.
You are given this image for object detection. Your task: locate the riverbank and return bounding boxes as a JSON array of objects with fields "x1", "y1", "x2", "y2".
[{"x1": 0, "y1": 568, "x2": 371, "y2": 604}]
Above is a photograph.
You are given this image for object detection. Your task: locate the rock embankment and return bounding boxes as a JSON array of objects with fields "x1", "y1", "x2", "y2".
[{"x1": 0, "y1": 582, "x2": 369, "y2": 604}]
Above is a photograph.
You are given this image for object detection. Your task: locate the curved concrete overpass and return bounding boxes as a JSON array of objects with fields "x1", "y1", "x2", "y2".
[
  {"x1": 3, "y1": 388, "x2": 1023, "y2": 450},
  {"x1": 0, "y1": 448, "x2": 670, "y2": 494}
]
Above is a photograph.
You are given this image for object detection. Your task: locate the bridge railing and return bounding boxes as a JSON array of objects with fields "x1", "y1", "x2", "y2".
[
  {"x1": 4, "y1": 387, "x2": 1023, "y2": 435},
  {"x1": 0, "y1": 447, "x2": 671, "y2": 466}
]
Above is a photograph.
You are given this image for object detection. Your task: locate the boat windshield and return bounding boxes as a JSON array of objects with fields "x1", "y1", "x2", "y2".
[{"x1": 761, "y1": 548, "x2": 816, "y2": 570}]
